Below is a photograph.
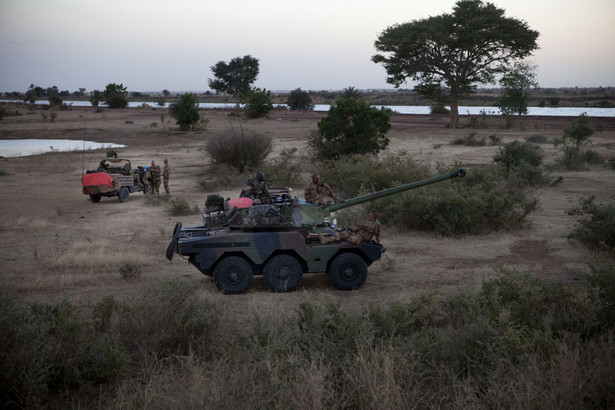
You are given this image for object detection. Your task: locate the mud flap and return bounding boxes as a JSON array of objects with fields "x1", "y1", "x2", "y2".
[
  {"x1": 359, "y1": 242, "x2": 384, "y2": 264},
  {"x1": 166, "y1": 222, "x2": 182, "y2": 261}
]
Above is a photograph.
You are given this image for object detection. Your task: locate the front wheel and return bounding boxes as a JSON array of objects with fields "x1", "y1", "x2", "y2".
[
  {"x1": 213, "y1": 256, "x2": 254, "y2": 294},
  {"x1": 328, "y1": 253, "x2": 367, "y2": 291},
  {"x1": 90, "y1": 194, "x2": 101, "y2": 203},
  {"x1": 118, "y1": 187, "x2": 130, "y2": 202},
  {"x1": 263, "y1": 254, "x2": 303, "y2": 292}
]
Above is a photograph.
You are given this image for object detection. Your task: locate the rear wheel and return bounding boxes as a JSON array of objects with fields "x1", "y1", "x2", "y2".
[
  {"x1": 90, "y1": 194, "x2": 101, "y2": 203},
  {"x1": 263, "y1": 254, "x2": 303, "y2": 292},
  {"x1": 329, "y1": 253, "x2": 367, "y2": 291},
  {"x1": 118, "y1": 187, "x2": 130, "y2": 202},
  {"x1": 213, "y1": 256, "x2": 254, "y2": 294}
]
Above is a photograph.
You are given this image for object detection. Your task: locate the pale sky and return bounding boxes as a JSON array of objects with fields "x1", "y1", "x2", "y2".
[{"x1": 1, "y1": 0, "x2": 614, "y2": 93}]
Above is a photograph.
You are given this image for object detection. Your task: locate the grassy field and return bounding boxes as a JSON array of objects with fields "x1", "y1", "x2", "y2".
[{"x1": 0, "y1": 103, "x2": 614, "y2": 408}]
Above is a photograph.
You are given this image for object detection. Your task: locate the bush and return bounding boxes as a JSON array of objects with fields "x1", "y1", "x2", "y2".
[
  {"x1": 115, "y1": 279, "x2": 219, "y2": 357},
  {"x1": 451, "y1": 132, "x2": 486, "y2": 146},
  {"x1": 204, "y1": 129, "x2": 273, "y2": 173},
  {"x1": 308, "y1": 97, "x2": 391, "y2": 159},
  {"x1": 103, "y1": 83, "x2": 129, "y2": 109},
  {"x1": 568, "y1": 196, "x2": 615, "y2": 251},
  {"x1": 493, "y1": 140, "x2": 546, "y2": 185},
  {"x1": 371, "y1": 164, "x2": 538, "y2": 235},
  {"x1": 0, "y1": 293, "x2": 130, "y2": 408},
  {"x1": 555, "y1": 113, "x2": 599, "y2": 170},
  {"x1": 241, "y1": 87, "x2": 274, "y2": 118},
  {"x1": 167, "y1": 198, "x2": 200, "y2": 216},
  {"x1": 169, "y1": 93, "x2": 204, "y2": 131}
]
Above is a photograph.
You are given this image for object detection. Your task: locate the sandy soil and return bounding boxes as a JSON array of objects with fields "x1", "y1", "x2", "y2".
[{"x1": 0, "y1": 104, "x2": 614, "y2": 318}]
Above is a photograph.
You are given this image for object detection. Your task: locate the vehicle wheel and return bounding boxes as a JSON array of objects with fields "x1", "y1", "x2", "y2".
[
  {"x1": 118, "y1": 187, "x2": 130, "y2": 202},
  {"x1": 263, "y1": 254, "x2": 303, "y2": 292},
  {"x1": 328, "y1": 253, "x2": 367, "y2": 291},
  {"x1": 90, "y1": 194, "x2": 101, "y2": 203},
  {"x1": 213, "y1": 256, "x2": 254, "y2": 294}
]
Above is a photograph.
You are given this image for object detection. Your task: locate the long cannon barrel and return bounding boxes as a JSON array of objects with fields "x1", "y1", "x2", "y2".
[{"x1": 323, "y1": 168, "x2": 466, "y2": 214}]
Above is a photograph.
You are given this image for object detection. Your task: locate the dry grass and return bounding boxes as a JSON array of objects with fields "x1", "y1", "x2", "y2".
[{"x1": 54, "y1": 239, "x2": 150, "y2": 269}]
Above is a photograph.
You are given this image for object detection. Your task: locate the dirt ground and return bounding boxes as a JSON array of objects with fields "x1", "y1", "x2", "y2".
[{"x1": 1, "y1": 104, "x2": 614, "y2": 319}]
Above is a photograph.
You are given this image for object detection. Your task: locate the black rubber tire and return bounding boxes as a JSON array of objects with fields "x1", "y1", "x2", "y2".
[
  {"x1": 328, "y1": 253, "x2": 368, "y2": 291},
  {"x1": 213, "y1": 256, "x2": 254, "y2": 294},
  {"x1": 263, "y1": 254, "x2": 303, "y2": 292},
  {"x1": 118, "y1": 187, "x2": 130, "y2": 203},
  {"x1": 90, "y1": 194, "x2": 101, "y2": 203}
]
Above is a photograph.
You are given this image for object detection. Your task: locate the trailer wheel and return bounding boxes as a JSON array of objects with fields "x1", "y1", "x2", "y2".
[
  {"x1": 263, "y1": 254, "x2": 303, "y2": 292},
  {"x1": 118, "y1": 187, "x2": 130, "y2": 202},
  {"x1": 213, "y1": 256, "x2": 254, "y2": 294},
  {"x1": 329, "y1": 253, "x2": 367, "y2": 291},
  {"x1": 90, "y1": 194, "x2": 101, "y2": 203}
]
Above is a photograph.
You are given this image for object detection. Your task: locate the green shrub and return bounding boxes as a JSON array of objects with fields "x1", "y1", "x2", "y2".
[
  {"x1": 242, "y1": 87, "x2": 274, "y2": 118},
  {"x1": 0, "y1": 293, "x2": 130, "y2": 408},
  {"x1": 287, "y1": 88, "x2": 314, "y2": 111},
  {"x1": 169, "y1": 92, "x2": 205, "y2": 131},
  {"x1": 430, "y1": 104, "x2": 450, "y2": 114},
  {"x1": 494, "y1": 140, "x2": 546, "y2": 185},
  {"x1": 371, "y1": 164, "x2": 537, "y2": 235},
  {"x1": 119, "y1": 263, "x2": 142, "y2": 281},
  {"x1": 257, "y1": 147, "x2": 304, "y2": 186},
  {"x1": 167, "y1": 198, "x2": 200, "y2": 216},
  {"x1": 204, "y1": 129, "x2": 273, "y2": 173},
  {"x1": 525, "y1": 134, "x2": 550, "y2": 144},
  {"x1": 568, "y1": 196, "x2": 615, "y2": 251},
  {"x1": 115, "y1": 279, "x2": 219, "y2": 357},
  {"x1": 555, "y1": 113, "x2": 598, "y2": 170}
]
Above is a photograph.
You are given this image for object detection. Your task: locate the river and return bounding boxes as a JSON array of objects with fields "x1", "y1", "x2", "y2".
[{"x1": 2, "y1": 100, "x2": 614, "y2": 117}]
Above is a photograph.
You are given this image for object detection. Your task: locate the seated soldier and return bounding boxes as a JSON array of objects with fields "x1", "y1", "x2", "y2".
[
  {"x1": 304, "y1": 173, "x2": 336, "y2": 205},
  {"x1": 320, "y1": 211, "x2": 381, "y2": 245}
]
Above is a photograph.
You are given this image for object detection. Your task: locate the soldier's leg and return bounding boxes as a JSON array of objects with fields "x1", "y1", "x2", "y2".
[
  {"x1": 163, "y1": 177, "x2": 170, "y2": 194},
  {"x1": 154, "y1": 178, "x2": 161, "y2": 193}
]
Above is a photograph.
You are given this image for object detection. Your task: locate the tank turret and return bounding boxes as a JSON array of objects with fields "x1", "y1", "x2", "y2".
[{"x1": 166, "y1": 168, "x2": 466, "y2": 294}]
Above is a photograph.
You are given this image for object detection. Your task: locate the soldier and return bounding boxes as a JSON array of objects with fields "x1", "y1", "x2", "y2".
[
  {"x1": 304, "y1": 173, "x2": 336, "y2": 205},
  {"x1": 251, "y1": 172, "x2": 271, "y2": 204},
  {"x1": 163, "y1": 158, "x2": 171, "y2": 194},
  {"x1": 320, "y1": 211, "x2": 381, "y2": 245},
  {"x1": 148, "y1": 160, "x2": 162, "y2": 194}
]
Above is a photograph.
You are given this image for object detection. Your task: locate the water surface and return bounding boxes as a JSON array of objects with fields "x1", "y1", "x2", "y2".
[{"x1": 0, "y1": 139, "x2": 125, "y2": 157}]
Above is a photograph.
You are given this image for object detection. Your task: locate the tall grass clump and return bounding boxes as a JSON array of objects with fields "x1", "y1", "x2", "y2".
[
  {"x1": 567, "y1": 196, "x2": 615, "y2": 252},
  {"x1": 371, "y1": 164, "x2": 537, "y2": 235},
  {"x1": 113, "y1": 279, "x2": 219, "y2": 358},
  {"x1": 0, "y1": 292, "x2": 130, "y2": 408},
  {"x1": 204, "y1": 128, "x2": 273, "y2": 173}
]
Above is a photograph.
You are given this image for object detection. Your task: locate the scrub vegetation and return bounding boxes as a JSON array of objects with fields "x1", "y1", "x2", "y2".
[{"x1": 2, "y1": 267, "x2": 613, "y2": 408}]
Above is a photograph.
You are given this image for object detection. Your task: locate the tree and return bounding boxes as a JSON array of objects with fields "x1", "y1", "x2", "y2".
[
  {"x1": 340, "y1": 86, "x2": 361, "y2": 100},
  {"x1": 208, "y1": 55, "x2": 259, "y2": 109},
  {"x1": 372, "y1": 0, "x2": 539, "y2": 128},
  {"x1": 242, "y1": 87, "x2": 274, "y2": 118},
  {"x1": 89, "y1": 90, "x2": 104, "y2": 107},
  {"x1": 169, "y1": 92, "x2": 202, "y2": 131},
  {"x1": 499, "y1": 61, "x2": 538, "y2": 118},
  {"x1": 103, "y1": 83, "x2": 128, "y2": 108},
  {"x1": 162, "y1": 89, "x2": 170, "y2": 96},
  {"x1": 24, "y1": 84, "x2": 43, "y2": 105},
  {"x1": 287, "y1": 88, "x2": 314, "y2": 111},
  {"x1": 308, "y1": 97, "x2": 392, "y2": 159}
]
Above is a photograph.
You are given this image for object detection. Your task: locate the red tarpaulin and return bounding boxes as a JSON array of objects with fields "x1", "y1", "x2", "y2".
[
  {"x1": 82, "y1": 172, "x2": 115, "y2": 188},
  {"x1": 227, "y1": 197, "x2": 253, "y2": 209}
]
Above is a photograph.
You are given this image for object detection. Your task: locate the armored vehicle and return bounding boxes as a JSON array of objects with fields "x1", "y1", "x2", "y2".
[
  {"x1": 166, "y1": 168, "x2": 466, "y2": 294},
  {"x1": 82, "y1": 158, "x2": 147, "y2": 203}
]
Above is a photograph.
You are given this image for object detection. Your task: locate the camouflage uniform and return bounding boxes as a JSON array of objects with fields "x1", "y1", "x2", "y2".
[
  {"x1": 304, "y1": 173, "x2": 335, "y2": 205},
  {"x1": 148, "y1": 161, "x2": 162, "y2": 194},
  {"x1": 321, "y1": 212, "x2": 381, "y2": 245},
  {"x1": 163, "y1": 159, "x2": 171, "y2": 194}
]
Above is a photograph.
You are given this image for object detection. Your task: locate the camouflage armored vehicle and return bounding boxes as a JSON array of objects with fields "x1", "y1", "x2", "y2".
[
  {"x1": 82, "y1": 158, "x2": 147, "y2": 203},
  {"x1": 166, "y1": 168, "x2": 466, "y2": 294}
]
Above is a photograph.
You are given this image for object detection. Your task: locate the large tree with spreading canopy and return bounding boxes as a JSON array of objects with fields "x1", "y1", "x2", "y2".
[{"x1": 372, "y1": 0, "x2": 539, "y2": 127}]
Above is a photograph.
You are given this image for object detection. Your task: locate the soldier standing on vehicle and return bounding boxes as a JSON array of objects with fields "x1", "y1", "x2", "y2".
[
  {"x1": 163, "y1": 158, "x2": 171, "y2": 194},
  {"x1": 148, "y1": 160, "x2": 162, "y2": 194},
  {"x1": 251, "y1": 172, "x2": 271, "y2": 204},
  {"x1": 304, "y1": 173, "x2": 337, "y2": 205},
  {"x1": 320, "y1": 210, "x2": 381, "y2": 245}
]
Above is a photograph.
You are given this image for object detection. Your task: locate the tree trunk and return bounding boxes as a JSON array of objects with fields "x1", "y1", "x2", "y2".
[{"x1": 449, "y1": 98, "x2": 460, "y2": 128}]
